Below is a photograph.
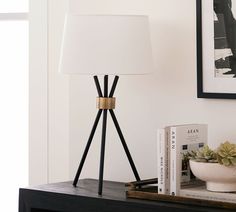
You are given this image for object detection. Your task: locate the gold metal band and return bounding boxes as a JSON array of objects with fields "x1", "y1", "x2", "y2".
[{"x1": 96, "y1": 97, "x2": 116, "y2": 109}]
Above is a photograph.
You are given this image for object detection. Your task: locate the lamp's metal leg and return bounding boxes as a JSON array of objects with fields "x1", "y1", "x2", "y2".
[
  {"x1": 109, "y1": 109, "x2": 141, "y2": 182},
  {"x1": 73, "y1": 76, "x2": 103, "y2": 187},
  {"x1": 109, "y1": 76, "x2": 119, "y2": 97},
  {"x1": 98, "y1": 109, "x2": 108, "y2": 195},
  {"x1": 94, "y1": 76, "x2": 103, "y2": 97},
  {"x1": 98, "y1": 75, "x2": 108, "y2": 195},
  {"x1": 73, "y1": 109, "x2": 103, "y2": 187}
]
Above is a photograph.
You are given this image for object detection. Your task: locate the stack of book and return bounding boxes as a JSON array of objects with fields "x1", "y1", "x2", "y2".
[{"x1": 157, "y1": 124, "x2": 207, "y2": 196}]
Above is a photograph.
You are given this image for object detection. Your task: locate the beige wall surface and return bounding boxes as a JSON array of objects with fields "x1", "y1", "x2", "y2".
[{"x1": 49, "y1": 0, "x2": 236, "y2": 182}]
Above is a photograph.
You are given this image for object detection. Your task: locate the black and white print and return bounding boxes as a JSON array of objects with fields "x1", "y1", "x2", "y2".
[
  {"x1": 214, "y1": 0, "x2": 236, "y2": 78},
  {"x1": 197, "y1": 0, "x2": 236, "y2": 98}
]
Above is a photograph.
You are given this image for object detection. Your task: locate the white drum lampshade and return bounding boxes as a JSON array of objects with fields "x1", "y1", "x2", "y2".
[{"x1": 59, "y1": 15, "x2": 153, "y2": 75}]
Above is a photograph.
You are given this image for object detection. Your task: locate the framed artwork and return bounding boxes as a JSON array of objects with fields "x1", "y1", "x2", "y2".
[{"x1": 197, "y1": 0, "x2": 236, "y2": 99}]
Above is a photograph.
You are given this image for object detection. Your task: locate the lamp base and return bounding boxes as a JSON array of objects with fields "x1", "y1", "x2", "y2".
[{"x1": 73, "y1": 75, "x2": 141, "y2": 195}]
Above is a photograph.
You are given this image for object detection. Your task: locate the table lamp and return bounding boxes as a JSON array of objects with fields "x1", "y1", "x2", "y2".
[{"x1": 59, "y1": 14, "x2": 153, "y2": 195}]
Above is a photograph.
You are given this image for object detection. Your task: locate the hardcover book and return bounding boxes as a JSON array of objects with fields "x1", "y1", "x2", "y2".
[
  {"x1": 157, "y1": 128, "x2": 170, "y2": 194},
  {"x1": 169, "y1": 124, "x2": 207, "y2": 196}
]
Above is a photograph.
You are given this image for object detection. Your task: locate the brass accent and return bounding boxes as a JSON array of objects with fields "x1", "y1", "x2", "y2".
[{"x1": 96, "y1": 97, "x2": 116, "y2": 109}]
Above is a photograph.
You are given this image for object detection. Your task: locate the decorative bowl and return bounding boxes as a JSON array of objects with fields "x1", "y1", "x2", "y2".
[{"x1": 190, "y1": 160, "x2": 236, "y2": 192}]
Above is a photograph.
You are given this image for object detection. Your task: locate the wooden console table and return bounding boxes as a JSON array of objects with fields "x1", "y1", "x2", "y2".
[{"x1": 19, "y1": 179, "x2": 234, "y2": 212}]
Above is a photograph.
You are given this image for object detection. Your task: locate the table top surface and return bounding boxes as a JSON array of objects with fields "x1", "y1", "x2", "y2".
[
  {"x1": 21, "y1": 179, "x2": 199, "y2": 210},
  {"x1": 20, "y1": 179, "x2": 236, "y2": 212},
  {"x1": 23, "y1": 179, "x2": 130, "y2": 202}
]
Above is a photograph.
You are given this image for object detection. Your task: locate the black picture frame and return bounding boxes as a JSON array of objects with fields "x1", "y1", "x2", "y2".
[{"x1": 196, "y1": 0, "x2": 236, "y2": 99}]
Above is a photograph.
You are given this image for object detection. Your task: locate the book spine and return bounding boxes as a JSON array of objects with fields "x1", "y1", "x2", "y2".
[
  {"x1": 157, "y1": 129, "x2": 165, "y2": 194},
  {"x1": 170, "y1": 127, "x2": 178, "y2": 196},
  {"x1": 165, "y1": 127, "x2": 170, "y2": 194}
]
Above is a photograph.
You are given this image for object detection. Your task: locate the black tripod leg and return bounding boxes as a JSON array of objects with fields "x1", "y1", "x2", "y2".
[
  {"x1": 109, "y1": 109, "x2": 141, "y2": 181},
  {"x1": 109, "y1": 76, "x2": 119, "y2": 97},
  {"x1": 73, "y1": 76, "x2": 103, "y2": 187},
  {"x1": 98, "y1": 109, "x2": 108, "y2": 195},
  {"x1": 94, "y1": 76, "x2": 103, "y2": 97},
  {"x1": 98, "y1": 75, "x2": 108, "y2": 195},
  {"x1": 73, "y1": 109, "x2": 103, "y2": 187}
]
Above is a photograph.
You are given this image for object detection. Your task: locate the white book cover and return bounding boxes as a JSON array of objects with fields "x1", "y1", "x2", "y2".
[
  {"x1": 157, "y1": 128, "x2": 170, "y2": 194},
  {"x1": 180, "y1": 186, "x2": 236, "y2": 204},
  {"x1": 170, "y1": 124, "x2": 207, "y2": 196}
]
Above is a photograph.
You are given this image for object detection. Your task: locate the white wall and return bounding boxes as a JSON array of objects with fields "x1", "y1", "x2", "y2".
[
  {"x1": 29, "y1": 0, "x2": 48, "y2": 185},
  {"x1": 30, "y1": 0, "x2": 70, "y2": 185},
  {"x1": 48, "y1": 0, "x2": 70, "y2": 183},
  {"x1": 48, "y1": 0, "x2": 236, "y2": 182}
]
